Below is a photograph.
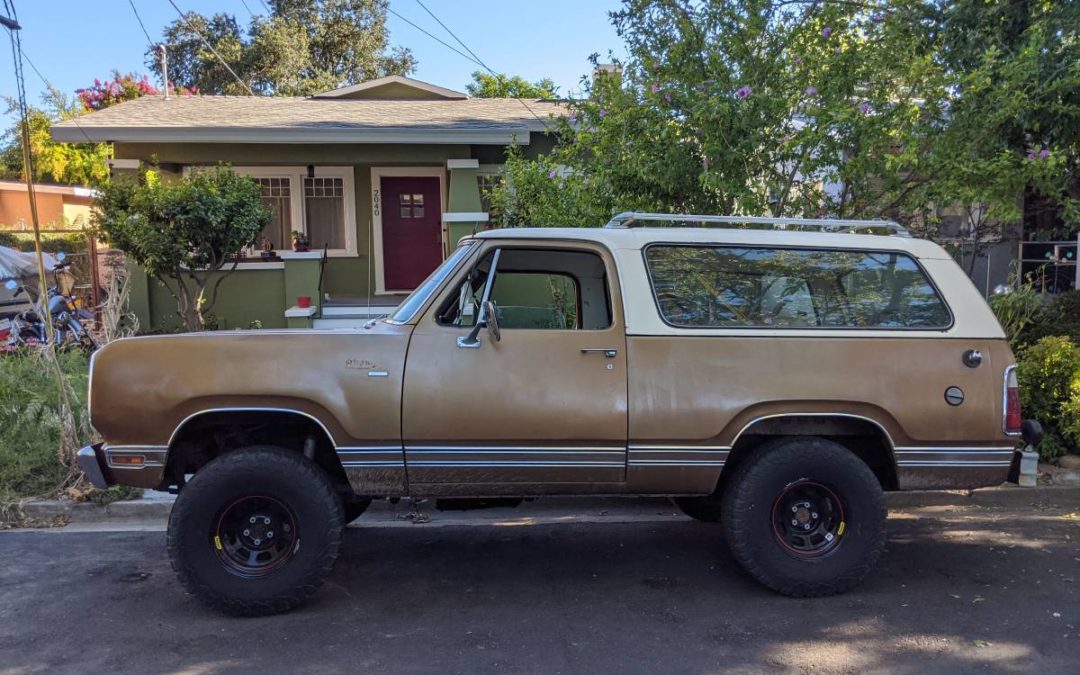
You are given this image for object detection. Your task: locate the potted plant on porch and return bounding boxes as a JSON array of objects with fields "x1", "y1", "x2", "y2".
[{"x1": 291, "y1": 230, "x2": 310, "y2": 252}]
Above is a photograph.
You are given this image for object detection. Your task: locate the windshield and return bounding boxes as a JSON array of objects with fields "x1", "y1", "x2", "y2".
[{"x1": 387, "y1": 241, "x2": 477, "y2": 324}]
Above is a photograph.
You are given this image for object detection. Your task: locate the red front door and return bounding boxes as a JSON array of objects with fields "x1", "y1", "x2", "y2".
[{"x1": 381, "y1": 176, "x2": 443, "y2": 291}]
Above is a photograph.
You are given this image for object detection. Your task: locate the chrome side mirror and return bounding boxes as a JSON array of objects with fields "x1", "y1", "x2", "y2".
[{"x1": 485, "y1": 300, "x2": 500, "y2": 342}]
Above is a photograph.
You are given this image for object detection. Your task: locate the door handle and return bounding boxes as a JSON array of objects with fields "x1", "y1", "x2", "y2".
[{"x1": 581, "y1": 348, "x2": 618, "y2": 358}]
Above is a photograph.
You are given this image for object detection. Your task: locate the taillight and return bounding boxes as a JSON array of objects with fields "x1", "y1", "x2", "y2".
[{"x1": 1004, "y1": 366, "x2": 1021, "y2": 434}]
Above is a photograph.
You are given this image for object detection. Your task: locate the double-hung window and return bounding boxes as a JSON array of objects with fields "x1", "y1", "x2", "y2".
[{"x1": 233, "y1": 166, "x2": 356, "y2": 255}]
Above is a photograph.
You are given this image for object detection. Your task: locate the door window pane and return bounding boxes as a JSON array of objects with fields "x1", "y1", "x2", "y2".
[
  {"x1": 304, "y1": 177, "x2": 345, "y2": 249},
  {"x1": 644, "y1": 245, "x2": 951, "y2": 329}
]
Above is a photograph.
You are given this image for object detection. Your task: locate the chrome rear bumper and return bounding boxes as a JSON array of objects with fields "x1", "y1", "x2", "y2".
[{"x1": 77, "y1": 444, "x2": 111, "y2": 489}]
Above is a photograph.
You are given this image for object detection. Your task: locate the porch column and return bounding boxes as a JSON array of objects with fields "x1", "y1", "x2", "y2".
[
  {"x1": 281, "y1": 251, "x2": 322, "y2": 328},
  {"x1": 444, "y1": 159, "x2": 489, "y2": 245}
]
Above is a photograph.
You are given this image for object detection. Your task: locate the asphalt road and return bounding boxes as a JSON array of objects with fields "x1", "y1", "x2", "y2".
[{"x1": 1, "y1": 500, "x2": 1078, "y2": 675}]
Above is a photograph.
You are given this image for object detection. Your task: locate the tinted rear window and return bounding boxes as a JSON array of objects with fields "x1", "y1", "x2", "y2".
[{"x1": 644, "y1": 245, "x2": 951, "y2": 329}]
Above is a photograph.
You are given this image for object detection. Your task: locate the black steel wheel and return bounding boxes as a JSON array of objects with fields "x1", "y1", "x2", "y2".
[
  {"x1": 721, "y1": 436, "x2": 885, "y2": 597},
  {"x1": 167, "y1": 446, "x2": 343, "y2": 616}
]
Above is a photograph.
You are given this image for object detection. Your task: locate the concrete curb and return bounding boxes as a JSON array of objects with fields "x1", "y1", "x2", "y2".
[{"x1": 14, "y1": 484, "x2": 1080, "y2": 528}]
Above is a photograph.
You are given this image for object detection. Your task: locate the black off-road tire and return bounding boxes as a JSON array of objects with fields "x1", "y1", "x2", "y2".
[
  {"x1": 720, "y1": 436, "x2": 886, "y2": 597},
  {"x1": 167, "y1": 446, "x2": 344, "y2": 616},
  {"x1": 672, "y1": 495, "x2": 723, "y2": 522},
  {"x1": 342, "y1": 497, "x2": 372, "y2": 524}
]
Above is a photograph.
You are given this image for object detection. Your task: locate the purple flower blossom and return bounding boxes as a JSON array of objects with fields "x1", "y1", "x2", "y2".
[
  {"x1": 702, "y1": 157, "x2": 711, "y2": 168},
  {"x1": 652, "y1": 63, "x2": 661, "y2": 72},
  {"x1": 794, "y1": 56, "x2": 803, "y2": 65},
  {"x1": 822, "y1": 27, "x2": 832, "y2": 38},
  {"x1": 805, "y1": 86, "x2": 817, "y2": 96},
  {"x1": 1039, "y1": 148, "x2": 1050, "y2": 159},
  {"x1": 663, "y1": 93, "x2": 672, "y2": 104},
  {"x1": 651, "y1": 83, "x2": 660, "y2": 93},
  {"x1": 569, "y1": 113, "x2": 578, "y2": 123},
  {"x1": 859, "y1": 101, "x2": 871, "y2": 114},
  {"x1": 599, "y1": 109, "x2": 607, "y2": 118},
  {"x1": 548, "y1": 169, "x2": 558, "y2": 179},
  {"x1": 871, "y1": 14, "x2": 884, "y2": 23},
  {"x1": 735, "y1": 86, "x2": 752, "y2": 100},
  {"x1": 781, "y1": 134, "x2": 794, "y2": 143},
  {"x1": 1027, "y1": 150, "x2": 1037, "y2": 161}
]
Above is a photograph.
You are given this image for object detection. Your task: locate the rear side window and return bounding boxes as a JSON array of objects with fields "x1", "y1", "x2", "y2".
[{"x1": 644, "y1": 245, "x2": 951, "y2": 329}]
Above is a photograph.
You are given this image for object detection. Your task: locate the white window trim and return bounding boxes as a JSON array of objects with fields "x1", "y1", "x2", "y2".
[
  {"x1": 370, "y1": 166, "x2": 446, "y2": 294},
  {"x1": 231, "y1": 166, "x2": 357, "y2": 258}
]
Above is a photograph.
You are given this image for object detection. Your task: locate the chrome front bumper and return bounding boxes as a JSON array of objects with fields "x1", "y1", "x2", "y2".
[{"x1": 77, "y1": 444, "x2": 111, "y2": 489}]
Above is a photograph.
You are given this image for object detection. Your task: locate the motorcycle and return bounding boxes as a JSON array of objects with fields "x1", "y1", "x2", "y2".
[{"x1": 2, "y1": 252, "x2": 96, "y2": 352}]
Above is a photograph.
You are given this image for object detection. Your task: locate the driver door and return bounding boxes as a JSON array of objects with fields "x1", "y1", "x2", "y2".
[{"x1": 401, "y1": 241, "x2": 628, "y2": 490}]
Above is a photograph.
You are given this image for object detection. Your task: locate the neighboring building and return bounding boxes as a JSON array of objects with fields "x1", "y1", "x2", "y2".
[
  {"x1": 51, "y1": 76, "x2": 565, "y2": 329},
  {"x1": 0, "y1": 180, "x2": 97, "y2": 231}
]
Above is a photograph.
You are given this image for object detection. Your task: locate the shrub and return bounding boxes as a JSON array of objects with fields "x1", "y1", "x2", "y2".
[
  {"x1": 988, "y1": 279, "x2": 1044, "y2": 345},
  {"x1": 1024, "y1": 290, "x2": 1080, "y2": 347},
  {"x1": 1015, "y1": 336, "x2": 1080, "y2": 459},
  {"x1": 0, "y1": 351, "x2": 90, "y2": 501}
]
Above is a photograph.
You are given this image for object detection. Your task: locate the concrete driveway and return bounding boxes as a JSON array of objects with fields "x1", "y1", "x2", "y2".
[{"x1": 1, "y1": 499, "x2": 1078, "y2": 674}]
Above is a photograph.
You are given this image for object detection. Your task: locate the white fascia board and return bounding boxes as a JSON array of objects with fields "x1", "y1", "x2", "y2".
[{"x1": 51, "y1": 126, "x2": 534, "y2": 146}]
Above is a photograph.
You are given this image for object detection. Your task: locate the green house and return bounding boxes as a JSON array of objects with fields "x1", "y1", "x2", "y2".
[{"x1": 51, "y1": 76, "x2": 564, "y2": 330}]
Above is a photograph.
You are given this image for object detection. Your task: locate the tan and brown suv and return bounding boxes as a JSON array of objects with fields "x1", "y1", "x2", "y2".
[{"x1": 79, "y1": 212, "x2": 1042, "y2": 615}]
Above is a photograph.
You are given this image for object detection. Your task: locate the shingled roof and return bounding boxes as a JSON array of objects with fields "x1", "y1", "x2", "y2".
[{"x1": 51, "y1": 87, "x2": 566, "y2": 145}]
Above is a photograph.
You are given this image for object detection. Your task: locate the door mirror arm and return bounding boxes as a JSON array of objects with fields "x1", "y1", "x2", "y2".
[{"x1": 456, "y1": 248, "x2": 501, "y2": 349}]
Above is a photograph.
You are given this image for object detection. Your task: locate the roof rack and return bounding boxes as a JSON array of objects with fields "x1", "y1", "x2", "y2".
[{"x1": 604, "y1": 212, "x2": 911, "y2": 237}]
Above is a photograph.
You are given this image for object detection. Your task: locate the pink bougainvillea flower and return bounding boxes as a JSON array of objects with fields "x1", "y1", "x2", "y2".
[{"x1": 735, "y1": 86, "x2": 752, "y2": 99}]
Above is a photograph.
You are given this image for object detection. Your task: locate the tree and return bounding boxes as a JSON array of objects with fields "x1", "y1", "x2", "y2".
[
  {"x1": 466, "y1": 71, "x2": 559, "y2": 98},
  {"x1": 488, "y1": 0, "x2": 1078, "y2": 241},
  {"x1": 0, "y1": 73, "x2": 164, "y2": 187},
  {"x1": 150, "y1": 0, "x2": 416, "y2": 96},
  {"x1": 93, "y1": 167, "x2": 271, "y2": 331}
]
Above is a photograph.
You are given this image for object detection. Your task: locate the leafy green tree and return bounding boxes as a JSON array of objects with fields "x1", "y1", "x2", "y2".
[
  {"x1": 466, "y1": 71, "x2": 559, "y2": 98},
  {"x1": 93, "y1": 167, "x2": 271, "y2": 331},
  {"x1": 489, "y1": 0, "x2": 1078, "y2": 239},
  {"x1": 0, "y1": 90, "x2": 110, "y2": 186},
  {"x1": 1, "y1": 73, "x2": 164, "y2": 187},
  {"x1": 151, "y1": 0, "x2": 416, "y2": 96}
]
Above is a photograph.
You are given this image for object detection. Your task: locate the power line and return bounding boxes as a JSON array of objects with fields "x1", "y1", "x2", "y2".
[
  {"x1": 385, "y1": 6, "x2": 483, "y2": 69},
  {"x1": 166, "y1": 0, "x2": 255, "y2": 95},
  {"x1": 18, "y1": 46, "x2": 97, "y2": 146},
  {"x1": 410, "y1": 0, "x2": 555, "y2": 133},
  {"x1": 238, "y1": 0, "x2": 256, "y2": 20},
  {"x1": 127, "y1": 0, "x2": 154, "y2": 47},
  {"x1": 414, "y1": 0, "x2": 491, "y2": 73}
]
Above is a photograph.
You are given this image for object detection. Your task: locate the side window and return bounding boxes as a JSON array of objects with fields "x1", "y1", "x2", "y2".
[
  {"x1": 438, "y1": 248, "x2": 612, "y2": 330},
  {"x1": 644, "y1": 245, "x2": 951, "y2": 329}
]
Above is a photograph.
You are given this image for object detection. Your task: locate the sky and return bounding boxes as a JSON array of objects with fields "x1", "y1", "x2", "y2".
[{"x1": 0, "y1": 0, "x2": 625, "y2": 124}]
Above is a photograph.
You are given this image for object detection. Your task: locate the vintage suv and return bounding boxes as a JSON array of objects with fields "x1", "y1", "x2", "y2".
[{"x1": 80, "y1": 212, "x2": 1042, "y2": 615}]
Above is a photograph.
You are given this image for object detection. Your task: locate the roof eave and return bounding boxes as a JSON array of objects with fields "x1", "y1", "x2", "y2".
[{"x1": 50, "y1": 126, "x2": 536, "y2": 145}]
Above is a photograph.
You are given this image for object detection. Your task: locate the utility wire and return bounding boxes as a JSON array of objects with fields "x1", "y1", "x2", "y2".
[
  {"x1": 127, "y1": 0, "x2": 154, "y2": 46},
  {"x1": 385, "y1": 6, "x2": 484, "y2": 69},
  {"x1": 17, "y1": 46, "x2": 97, "y2": 145},
  {"x1": 238, "y1": 0, "x2": 256, "y2": 20},
  {"x1": 166, "y1": 0, "x2": 255, "y2": 95},
  {"x1": 411, "y1": 0, "x2": 556, "y2": 133}
]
